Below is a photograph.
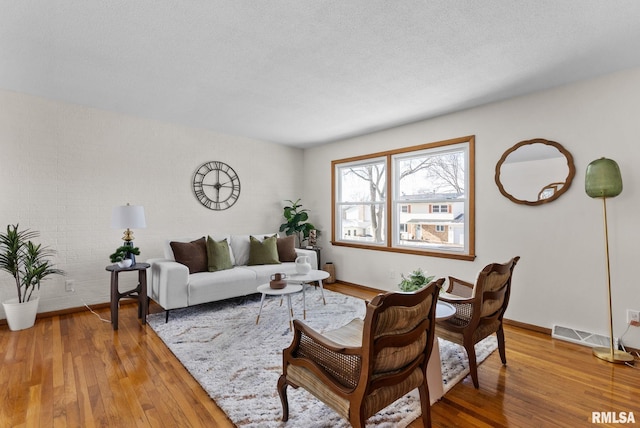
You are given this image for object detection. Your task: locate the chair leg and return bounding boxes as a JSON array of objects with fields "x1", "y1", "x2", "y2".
[
  {"x1": 496, "y1": 326, "x2": 507, "y2": 365},
  {"x1": 348, "y1": 408, "x2": 366, "y2": 428},
  {"x1": 418, "y1": 383, "x2": 432, "y2": 428},
  {"x1": 277, "y1": 375, "x2": 290, "y2": 421},
  {"x1": 464, "y1": 337, "x2": 479, "y2": 388}
]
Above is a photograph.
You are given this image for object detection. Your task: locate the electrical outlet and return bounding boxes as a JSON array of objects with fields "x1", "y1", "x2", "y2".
[
  {"x1": 388, "y1": 270, "x2": 396, "y2": 279},
  {"x1": 65, "y1": 280, "x2": 75, "y2": 292},
  {"x1": 627, "y1": 309, "x2": 640, "y2": 326}
]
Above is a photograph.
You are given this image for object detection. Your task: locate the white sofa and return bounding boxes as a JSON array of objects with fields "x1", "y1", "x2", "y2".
[{"x1": 147, "y1": 233, "x2": 318, "y2": 321}]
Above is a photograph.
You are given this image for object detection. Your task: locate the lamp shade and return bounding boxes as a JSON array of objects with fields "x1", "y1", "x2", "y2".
[
  {"x1": 111, "y1": 204, "x2": 147, "y2": 229},
  {"x1": 585, "y1": 158, "x2": 622, "y2": 198}
]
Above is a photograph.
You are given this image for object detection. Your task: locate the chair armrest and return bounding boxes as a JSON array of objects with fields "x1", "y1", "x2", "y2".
[
  {"x1": 147, "y1": 258, "x2": 189, "y2": 310},
  {"x1": 294, "y1": 248, "x2": 318, "y2": 269}
]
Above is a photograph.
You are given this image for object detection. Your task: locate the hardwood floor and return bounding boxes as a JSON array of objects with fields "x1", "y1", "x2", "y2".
[{"x1": 1, "y1": 284, "x2": 639, "y2": 427}]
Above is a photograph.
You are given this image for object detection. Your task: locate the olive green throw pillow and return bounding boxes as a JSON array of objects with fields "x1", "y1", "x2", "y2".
[
  {"x1": 206, "y1": 236, "x2": 233, "y2": 272},
  {"x1": 248, "y1": 235, "x2": 281, "y2": 265}
]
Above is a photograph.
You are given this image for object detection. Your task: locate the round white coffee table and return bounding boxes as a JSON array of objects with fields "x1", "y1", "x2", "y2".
[
  {"x1": 256, "y1": 283, "x2": 303, "y2": 331},
  {"x1": 286, "y1": 269, "x2": 330, "y2": 318}
]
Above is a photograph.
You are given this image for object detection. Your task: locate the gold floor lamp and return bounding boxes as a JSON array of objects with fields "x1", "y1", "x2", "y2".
[{"x1": 585, "y1": 158, "x2": 633, "y2": 363}]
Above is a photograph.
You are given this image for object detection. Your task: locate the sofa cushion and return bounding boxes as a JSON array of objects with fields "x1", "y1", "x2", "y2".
[
  {"x1": 230, "y1": 233, "x2": 275, "y2": 266},
  {"x1": 188, "y1": 268, "x2": 258, "y2": 306},
  {"x1": 248, "y1": 235, "x2": 281, "y2": 265},
  {"x1": 170, "y1": 237, "x2": 207, "y2": 274},
  {"x1": 206, "y1": 237, "x2": 233, "y2": 272},
  {"x1": 265, "y1": 234, "x2": 297, "y2": 262}
]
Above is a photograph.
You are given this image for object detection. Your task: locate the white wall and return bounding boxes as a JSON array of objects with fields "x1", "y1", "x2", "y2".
[
  {"x1": 0, "y1": 90, "x2": 304, "y2": 314},
  {"x1": 305, "y1": 67, "x2": 640, "y2": 348}
]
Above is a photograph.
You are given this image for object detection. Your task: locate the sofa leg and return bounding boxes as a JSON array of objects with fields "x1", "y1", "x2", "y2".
[{"x1": 165, "y1": 310, "x2": 170, "y2": 323}]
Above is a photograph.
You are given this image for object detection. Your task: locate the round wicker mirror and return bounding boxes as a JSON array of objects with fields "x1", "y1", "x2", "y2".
[{"x1": 495, "y1": 138, "x2": 575, "y2": 206}]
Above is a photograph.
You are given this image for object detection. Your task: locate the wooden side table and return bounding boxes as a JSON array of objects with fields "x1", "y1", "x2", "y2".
[{"x1": 106, "y1": 262, "x2": 150, "y2": 331}]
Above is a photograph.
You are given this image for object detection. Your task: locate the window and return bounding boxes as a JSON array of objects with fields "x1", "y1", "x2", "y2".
[{"x1": 332, "y1": 136, "x2": 475, "y2": 260}]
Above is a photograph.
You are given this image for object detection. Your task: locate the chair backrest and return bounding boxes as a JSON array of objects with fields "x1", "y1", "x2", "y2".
[
  {"x1": 359, "y1": 278, "x2": 444, "y2": 390},
  {"x1": 474, "y1": 257, "x2": 519, "y2": 321}
]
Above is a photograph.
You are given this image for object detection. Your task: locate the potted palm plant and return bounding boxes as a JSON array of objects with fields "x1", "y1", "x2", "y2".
[{"x1": 0, "y1": 224, "x2": 64, "y2": 331}]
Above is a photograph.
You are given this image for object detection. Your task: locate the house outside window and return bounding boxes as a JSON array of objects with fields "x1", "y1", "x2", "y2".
[{"x1": 332, "y1": 136, "x2": 475, "y2": 260}]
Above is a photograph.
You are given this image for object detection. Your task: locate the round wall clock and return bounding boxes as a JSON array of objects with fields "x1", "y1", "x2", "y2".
[{"x1": 192, "y1": 161, "x2": 241, "y2": 210}]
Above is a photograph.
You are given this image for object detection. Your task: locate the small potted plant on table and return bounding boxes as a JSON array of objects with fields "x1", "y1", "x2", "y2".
[{"x1": 110, "y1": 245, "x2": 140, "y2": 268}]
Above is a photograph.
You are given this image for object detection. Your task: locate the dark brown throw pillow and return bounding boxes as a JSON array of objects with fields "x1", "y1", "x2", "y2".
[
  {"x1": 265, "y1": 235, "x2": 297, "y2": 262},
  {"x1": 170, "y1": 237, "x2": 207, "y2": 274}
]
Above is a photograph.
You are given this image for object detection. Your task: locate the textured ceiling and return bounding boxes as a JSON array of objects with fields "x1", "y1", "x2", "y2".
[{"x1": 2, "y1": 1, "x2": 640, "y2": 148}]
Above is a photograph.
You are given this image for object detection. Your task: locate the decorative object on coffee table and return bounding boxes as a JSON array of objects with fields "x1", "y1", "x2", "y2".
[
  {"x1": 398, "y1": 268, "x2": 435, "y2": 292},
  {"x1": 295, "y1": 255, "x2": 312, "y2": 275},
  {"x1": 270, "y1": 273, "x2": 287, "y2": 289}
]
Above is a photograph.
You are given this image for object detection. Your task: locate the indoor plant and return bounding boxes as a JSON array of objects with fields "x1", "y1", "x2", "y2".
[
  {"x1": 109, "y1": 245, "x2": 140, "y2": 267},
  {"x1": 279, "y1": 198, "x2": 317, "y2": 247},
  {"x1": 398, "y1": 268, "x2": 435, "y2": 292},
  {"x1": 0, "y1": 224, "x2": 64, "y2": 330}
]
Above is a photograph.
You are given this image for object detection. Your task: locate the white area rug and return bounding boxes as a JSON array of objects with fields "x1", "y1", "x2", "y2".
[{"x1": 148, "y1": 288, "x2": 497, "y2": 427}]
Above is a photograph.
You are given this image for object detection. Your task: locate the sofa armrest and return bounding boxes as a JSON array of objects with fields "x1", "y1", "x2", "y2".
[
  {"x1": 147, "y1": 258, "x2": 189, "y2": 310},
  {"x1": 294, "y1": 248, "x2": 318, "y2": 270}
]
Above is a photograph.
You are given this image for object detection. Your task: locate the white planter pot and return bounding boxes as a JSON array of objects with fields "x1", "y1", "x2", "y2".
[{"x1": 2, "y1": 296, "x2": 39, "y2": 331}]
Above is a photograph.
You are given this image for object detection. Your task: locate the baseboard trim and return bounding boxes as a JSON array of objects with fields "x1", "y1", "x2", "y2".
[{"x1": 0, "y1": 300, "x2": 137, "y2": 326}]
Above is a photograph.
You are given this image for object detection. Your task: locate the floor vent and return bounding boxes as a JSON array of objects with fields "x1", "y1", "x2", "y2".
[{"x1": 551, "y1": 325, "x2": 617, "y2": 348}]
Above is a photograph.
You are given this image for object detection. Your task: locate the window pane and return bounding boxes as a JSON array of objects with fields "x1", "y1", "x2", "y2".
[
  {"x1": 338, "y1": 203, "x2": 386, "y2": 244},
  {"x1": 338, "y1": 159, "x2": 386, "y2": 203},
  {"x1": 336, "y1": 158, "x2": 387, "y2": 244},
  {"x1": 397, "y1": 149, "x2": 465, "y2": 198},
  {"x1": 394, "y1": 146, "x2": 467, "y2": 253}
]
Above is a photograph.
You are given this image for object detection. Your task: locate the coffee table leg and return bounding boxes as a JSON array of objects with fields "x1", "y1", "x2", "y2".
[
  {"x1": 302, "y1": 284, "x2": 306, "y2": 320},
  {"x1": 286, "y1": 294, "x2": 294, "y2": 332},
  {"x1": 318, "y1": 280, "x2": 326, "y2": 305},
  {"x1": 256, "y1": 293, "x2": 266, "y2": 324}
]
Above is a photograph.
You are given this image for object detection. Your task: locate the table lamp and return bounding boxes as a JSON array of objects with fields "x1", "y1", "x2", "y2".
[
  {"x1": 585, "y1": 158, "x2": 633, "y2": 363},
  {"x1": 111, "y1": 203, "x2": 146, "y2": 265}
]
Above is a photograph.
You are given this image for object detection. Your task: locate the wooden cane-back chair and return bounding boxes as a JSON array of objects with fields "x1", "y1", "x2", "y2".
[
  {"x1": 436, "y1": 257, "x2": 519, "y2": 388},
  {"x1": 278, "y1": 278, "x2": 444, "y2": 428}
]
